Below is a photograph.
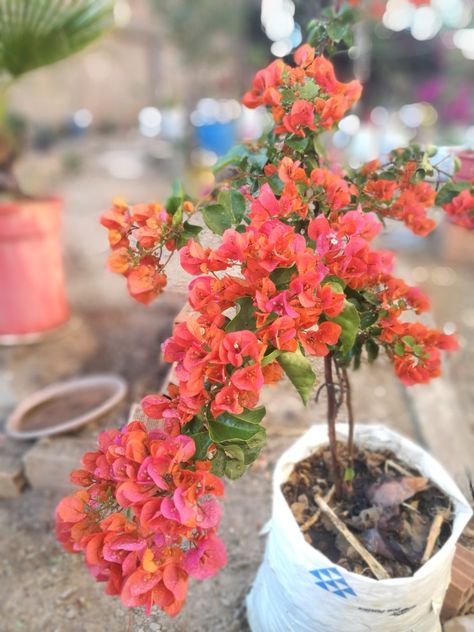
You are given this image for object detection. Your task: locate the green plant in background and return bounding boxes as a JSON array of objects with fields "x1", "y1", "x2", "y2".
[{"x1": 0, "y1": 0, "x2": 114, "y2": 196}]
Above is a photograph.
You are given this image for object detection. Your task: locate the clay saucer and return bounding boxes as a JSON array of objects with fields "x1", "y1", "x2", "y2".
[{"x1": 5, "y1": 374, "x2": 127, "y2": 440}]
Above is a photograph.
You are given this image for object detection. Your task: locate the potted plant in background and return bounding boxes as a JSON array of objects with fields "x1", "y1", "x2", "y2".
[
  {"x1": 0, "y1": 0, "x2": 114, "y2": 342},
  {"x1": 55, "y1": 1, "x2": 474, "y2": 628}
]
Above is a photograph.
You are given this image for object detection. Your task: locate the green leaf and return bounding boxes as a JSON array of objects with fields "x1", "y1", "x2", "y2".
[
  {"x1": 224, "y1": 456, "x2": 247, "y2": 480},
  {"x1": 401, "y1": 335, "x2": 416, "y2": 348},
  {"x1": 217, "y1": 189, "x2": 246, "y2": 224},
  {"x1": 210, "y1": 448, "x2": 226, "y2": 476},
  {"x1": 191, "y1": 432, "x2": 213, "y2": 460},
  {"x1": 212, "y1": 144, "x2": 248, "y2": 173},
  {"x1": 182, "y1": 221, "x2": 202, "y2": 236},
  {"x1": 223, "y1": 444, "x2": 245, "y2": 462},
  {"x1": 278, "y1": 348, "x2": 316, "y2": 405},
  {"x1": 435, "y1": 182, "x2": 470, "y2": 206},
  {"x1": 285, "y1": 137, "x2": 309, "y2": 152},
  {"x1": 269, "y1": 266, "x2": 295, "y2": 288},
  {"x1": 231, "y1": 406, "x2": 266, "y2": 424},
  {"x1": 261, "y1": 349, "x2": 281, "y2": 367},
  {"x1": 209, "y1": 414, "x2": 263, "y2": 444},
  {"x1": 394, "y1": 341, "x2": 405, "y2": 356},
  {"x1": 246, "y1": 428, "x2": 266, "y2": 450},
  {"x1": 172, "y1": 205, "x2": 183, "y2": 227},
  {"x1": 327, "y1": 20, "x2": 350, "y2": 43},
  {"x1": 225, "y1": 297, "x2": 256, "y2": 332},
  {"x1": 322, "y1": 275, "x2": 346, "y2": 289},
  {"x1": 202, "y1": 203, "x2": 233, "y2": 235},
  {"x1": 299, "y1": 80, "x2": 319, "y2": 100},
  {"x1": 360, "y1": 311, "x2": 379, "y2": 330},
  {"x1": 344, "y1": 466, "x2": 355, "y2": 482},
  {"x1": 0, "y1": 0, "x2": 114, "y2": 79},
  {"x1": 330, "y1": 300, "x2": 360, "y2": 354},
  {"x1": 248, "y1": 149, "x2": 268, "y2": 170},
  {"x1": 365, "y1": 339, "x2": 379, "y2": 363}
]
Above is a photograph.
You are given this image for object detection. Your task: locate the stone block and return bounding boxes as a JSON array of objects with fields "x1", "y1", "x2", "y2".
[
  {"x1": 23, "y1": 435, "x2": 96, "y2": 491},
  {"x1": 0, "y1": 435, "x2": 28, "y2": 497}
]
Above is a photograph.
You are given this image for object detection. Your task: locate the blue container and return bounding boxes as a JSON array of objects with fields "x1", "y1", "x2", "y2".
[{"x1": 195, "y1": 121, "x2": 236, "y2": 156}]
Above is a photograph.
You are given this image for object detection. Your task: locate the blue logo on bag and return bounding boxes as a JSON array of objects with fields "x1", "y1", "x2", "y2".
[{"x1": 310, "y1": 567, "x2": 356, "y2": 598}]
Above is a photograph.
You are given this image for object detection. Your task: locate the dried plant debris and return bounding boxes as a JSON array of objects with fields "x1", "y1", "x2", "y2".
[{"x1": 282, "y1": 444, "x2": 453, "y2": 578}]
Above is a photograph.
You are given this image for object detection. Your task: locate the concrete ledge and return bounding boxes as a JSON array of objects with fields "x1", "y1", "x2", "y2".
[{"x1": 23, "y1": 435, "x2": 96, "y2": 492}]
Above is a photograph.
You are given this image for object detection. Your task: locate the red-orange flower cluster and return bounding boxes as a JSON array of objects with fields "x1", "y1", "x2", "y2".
[
  {"x1": 55, "y1": 422, "x2": 226, "y2": 616},
  {"x1": 243, "y1": 45, "x2": 362, "y2": 135},
  {"x1": 100, "y1": 199, "x2": 194, "y2": 304},
  {"x1": 378, "y1": 317, "x2": 458, "y2": 385},
  {"x1": 361, "y1": 160, "x2": 437, "y2": 236},
  {"x1": 442, "y1": 189, "x2": 474, "y2": 230}
]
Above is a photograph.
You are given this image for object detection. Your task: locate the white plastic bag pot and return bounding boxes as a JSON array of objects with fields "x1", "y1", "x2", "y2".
[{"x1": 247, "y1": 424, "x2": 473, "y2": 632}]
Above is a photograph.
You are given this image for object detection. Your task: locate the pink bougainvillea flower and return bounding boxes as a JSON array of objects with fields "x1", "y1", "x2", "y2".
[{"x1": 183, "y1": 536, "x2": 227, "y2": 580}]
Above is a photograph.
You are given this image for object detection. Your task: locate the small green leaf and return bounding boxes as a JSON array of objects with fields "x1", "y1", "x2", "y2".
[
  {"x1": 232, "y1": 406, "x2": 266, "y2": 424},
  {"x1": 225, "y1": 297, "x2": 256, "y2": 332},
  {"x1": 172, "y1": 205, "x2": 183, "y2": 227},
  {"x1": 223, "y1": 444, "x2": 245, "y2": 462},
  {"x1": 327, "y1": 21, "x2": 350, "y2": 43},
  {"x1": 285, "y1": 137, "x2": 309, "y2": 152},
  {"x1": 360, "y1": 311, "x2": 379, "y2": 330},
  {"x1": 218, "y1": 189, "x2": 246, "y2": 224},
  {"x1": 191, "y1": 432, "x2": 213, "y2": 460},
  {"x1": 225, "y1": 457, "x2": 247, "y2": 480},
  {"x1": 344, "y1": 466, "x2": 355, "y2": 482},
  {"x1": 322, "y1": 275, "x2": 346, "y2": 289},
  {"x1": 401, "y1": 335, "x2": 416, "y2": 348},
  {"x1": 210, "y1": 448, "x2": 226, "y2": 476},
  {"x1": 212, "y1": 144, "x2": 248, "y2": 173},
  {"x1": 246, "y1": 428, "x2": 266, "y2": 450},
  {"x1": 269, "y1": 266, "x2": 296, "y2": 288},
  {"x1": 365, "y1": 339, "x2": 379, "y2": 362},
  {"x1": 209, "y1": 414, "x2": 263, "y2": 444},
  {"x1": 278, "y1": 348, "x2": 316, "y2": 405},
  {"x1": 330, "y1": 300, "x2": 361, "y2": 354},
  {"x1": 202, "y1": 204, "x2": 233, "y2": 235},
  {"x1": 394, "y1": 341, "x2": 405, "y2": 356},
  {"x1": 435, "y1": 182, "x2": 470, "y2": 206},
  {"x1": 300, "y1": 81, "x2": 319, "y2": 100}
]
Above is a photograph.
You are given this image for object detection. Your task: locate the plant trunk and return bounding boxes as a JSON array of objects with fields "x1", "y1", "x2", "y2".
[
  {"x1": 342, "y1": 367, "x2": 355, "y2": 465},
  {"x1": 324, "y1": 353, "x2": 343, "y2": 498}
]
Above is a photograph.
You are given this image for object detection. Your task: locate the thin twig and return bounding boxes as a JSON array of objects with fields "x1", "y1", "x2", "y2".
[
  {"x1": 315, "y1": 496, "x2": 391, "y2": 580},
  {"x1": 342, "y1": 367, "x2": 355, "y2": 465},
  {"x1": 324, "y1": 354, "x2": 343, "y2": 498},
  {"x1": 301, "y1": 485, "x2": 335, "y2": 533},
  {"x1": 385, "y1": 458, "x2": 413, "y2": 478},
  {"x1": 421, "y1": 510, "x2": 449, "y2": 564}
]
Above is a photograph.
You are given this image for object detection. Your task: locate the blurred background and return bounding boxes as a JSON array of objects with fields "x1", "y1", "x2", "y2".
[{"x1": 0, "y1": 1, "x2": 473, "y2": 630}]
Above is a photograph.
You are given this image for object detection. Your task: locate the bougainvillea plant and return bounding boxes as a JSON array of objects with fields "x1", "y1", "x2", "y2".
[{"x1": 56, "y1": 1, "x2": 474, "y2": 618}]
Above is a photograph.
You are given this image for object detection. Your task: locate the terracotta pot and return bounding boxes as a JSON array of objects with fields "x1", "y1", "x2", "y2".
[
  {"x1": 455, "y1": 150, "x2": 474, "y2": 182},
  {"x1": 0, "y1": 198, "x2": 69, "y2": 340}
]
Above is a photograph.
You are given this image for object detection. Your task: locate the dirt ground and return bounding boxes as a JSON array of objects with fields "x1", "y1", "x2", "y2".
[{"x1": 1, "y1": 137, "x2": 473, "y2": 631}]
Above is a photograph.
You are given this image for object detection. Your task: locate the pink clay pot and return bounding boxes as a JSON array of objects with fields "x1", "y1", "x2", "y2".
[
  {"x1": 0, "y1": 197, "x2": 69, "y2": 340},
  {"x1": 454, "y1": 149, "x2": 474, "y2": 182}
]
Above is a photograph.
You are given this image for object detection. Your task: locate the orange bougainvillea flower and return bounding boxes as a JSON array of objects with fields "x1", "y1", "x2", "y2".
[{"x1": 299, "y1": 321, "x2": 342, "y2": 356}]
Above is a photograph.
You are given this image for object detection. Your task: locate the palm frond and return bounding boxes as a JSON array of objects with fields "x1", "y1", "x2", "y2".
[{"x1": 0, "y1": 0, "x2": 115, "y2": 78}]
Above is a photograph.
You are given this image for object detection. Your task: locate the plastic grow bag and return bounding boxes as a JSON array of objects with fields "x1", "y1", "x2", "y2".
[{"x1": 246, "y1": 424, "x2": 473, "y2": 632}]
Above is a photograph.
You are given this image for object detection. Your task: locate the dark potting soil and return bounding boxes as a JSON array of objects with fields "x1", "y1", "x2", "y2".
[{"x1": 282, "y1": 443, "x2": 453, "y2": 578}]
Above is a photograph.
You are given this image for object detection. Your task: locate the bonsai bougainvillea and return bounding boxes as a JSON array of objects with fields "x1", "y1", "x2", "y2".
[{"x1": 56, "y1": 1, "x2": 474, "y2": 617}]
